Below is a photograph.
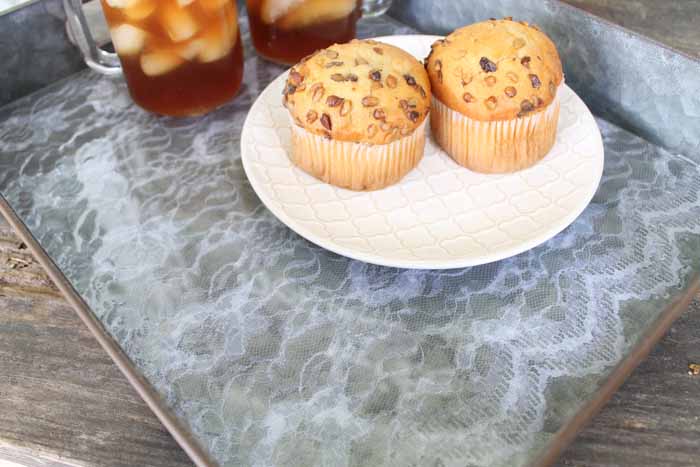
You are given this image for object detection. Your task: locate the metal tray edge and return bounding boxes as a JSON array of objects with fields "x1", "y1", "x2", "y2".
[
  {"x1": 0, "y1": 195, "x2": 214, "y2": 467},
  {"x1": 535, "y1": 273, "x2": 700, "y2": 466}
]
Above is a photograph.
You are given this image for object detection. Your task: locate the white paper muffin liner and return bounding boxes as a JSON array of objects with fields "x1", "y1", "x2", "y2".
[
  {"x1": 431, "y1": 87, "x2": 561, "y2": 173},
  {"x1": 290, "y1": 118, "x2": 427, "y2": 191}
]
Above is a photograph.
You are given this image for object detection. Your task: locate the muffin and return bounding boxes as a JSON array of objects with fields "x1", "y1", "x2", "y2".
[
  {"x1": 425, "y1": 18, "x2": 563, "y2": 173},
  {"x1": 283, "y1": 39, "x2": 431, "y2": 191}
]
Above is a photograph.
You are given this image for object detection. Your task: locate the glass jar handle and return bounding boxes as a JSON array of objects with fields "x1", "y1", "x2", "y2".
[
  {"x1": 361, "y1": 0, "x2": 393, "y2": 18},
  {"x1": 63, "y1": 0, "x2": 122, "y2": 75}
]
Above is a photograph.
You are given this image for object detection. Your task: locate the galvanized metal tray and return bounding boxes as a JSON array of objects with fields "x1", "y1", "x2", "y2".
[{"x1": 1, "y1": 11, "x2": 699, "y2": 467}]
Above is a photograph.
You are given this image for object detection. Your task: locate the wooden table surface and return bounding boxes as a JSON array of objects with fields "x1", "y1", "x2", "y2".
[{"x1": 2, "y1": 215, "x2": 700, "y2": 467}]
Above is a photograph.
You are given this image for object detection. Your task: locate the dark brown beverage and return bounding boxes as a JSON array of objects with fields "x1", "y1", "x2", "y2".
[
  {"x1": 101, "y1": 0, "x2": 244, "y2": 116},
  {"x1": 246, "y1": 0, "x2": 361, "y2": 65},
  {"x1": 119, "y1": 37, "x2": 243, "y2": 116}
]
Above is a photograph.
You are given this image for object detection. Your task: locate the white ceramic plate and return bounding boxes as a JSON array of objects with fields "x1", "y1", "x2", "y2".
[{"x1": 241, "y1": 35, "x2": 604, "y2": 269}]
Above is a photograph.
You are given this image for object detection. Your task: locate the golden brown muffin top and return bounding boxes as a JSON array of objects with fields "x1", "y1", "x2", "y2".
[
  {"x1": 283, "y1": 39, "x2": 431, "y2": 145},
  {"x1": 426, "y1": 18, "x2": 563, "y2": 121}
]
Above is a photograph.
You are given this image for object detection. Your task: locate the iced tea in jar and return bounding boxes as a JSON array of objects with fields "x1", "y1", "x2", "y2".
[
  {"x1": 246, "y1": 0, "x2": 362, "y2": 65},
  {"x1": 65, "y1": 0, "x2": 244, "y2": 116}
]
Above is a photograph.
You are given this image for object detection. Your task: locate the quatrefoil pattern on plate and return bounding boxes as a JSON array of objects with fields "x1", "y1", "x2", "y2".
[{"x1": 241, "y1": 36, "x2": 604, "y2": 269}]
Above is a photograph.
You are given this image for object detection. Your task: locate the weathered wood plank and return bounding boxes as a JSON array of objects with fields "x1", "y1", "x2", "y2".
[{"x1": 0, "y1": 220, "x2": 193, "y2": 467}]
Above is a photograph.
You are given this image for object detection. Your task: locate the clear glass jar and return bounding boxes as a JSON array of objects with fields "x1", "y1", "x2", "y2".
[
  {"x1": 66, "y1": 0, "x2": 244, "y2": 116},
  {"x1": 246, "y1": 0, "x2": 392, "y2": 65}
]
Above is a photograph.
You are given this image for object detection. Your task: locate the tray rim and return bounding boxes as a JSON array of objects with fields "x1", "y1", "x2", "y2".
[{"x1": 0, "y1": 26, "x2": 697, "y2": 467}]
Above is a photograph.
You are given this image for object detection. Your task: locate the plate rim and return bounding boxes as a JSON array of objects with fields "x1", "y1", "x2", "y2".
[{"x1": 241, "y1": 34, "x2": 604, "y2": 270}]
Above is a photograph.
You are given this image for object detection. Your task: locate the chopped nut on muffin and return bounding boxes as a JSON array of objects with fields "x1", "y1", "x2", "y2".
[
  {"x1": 426, "y1": 18, "x2": 562, "y2": 122},
  {"x1": 282, "y1": 39, "x2": 431, "y2": 191},
  {"x1": 284, "y1": 39, "x2": 431, "y2": 145},
  {"x1": 426, "y1": 19, "x2": 563, "y2": 173}
]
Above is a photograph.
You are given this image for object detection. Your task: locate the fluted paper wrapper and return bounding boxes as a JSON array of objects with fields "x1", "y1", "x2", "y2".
[
  {"x1": 290, "y1": 119, "x2": 427, "y2": 191},
  {"x1": 431, "y1": 89, "x2": 561, "y2": 173}
]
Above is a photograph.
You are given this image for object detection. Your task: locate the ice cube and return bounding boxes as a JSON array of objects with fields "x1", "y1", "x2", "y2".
[
  {"x1": 110, "y1": 24, "x2": 146, "y2": 55},
  {"x1": 223, "y1": 2, "x2": 239, "y2": 38},
  {"x1": 105, "y1": 0, "x2": 129, "y2": 9},
  {"x1": 277, "y1": 0, "x2": 355, "y2": 30},
  {"x1": 177, "y1": 38, "x2": 204, "y2": 60},
  {"x1": 260, "y1": 0, "x2": 303, "y2": 24},
  {"x1": 123, "y1": 0, "x2": 156, "y2": 20},
  {"x1": 159, "y1": 3, "x2": 199, "y2": 42},
  {"x1": 197, "y1": 4, "x2": 238, "y2": 62},
  {"x1": 197, "y1": 29, "x2": 232, "y2": 63},
  {"x1": 140, "y1": 51, "x2": 184, "y2": 76}
]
